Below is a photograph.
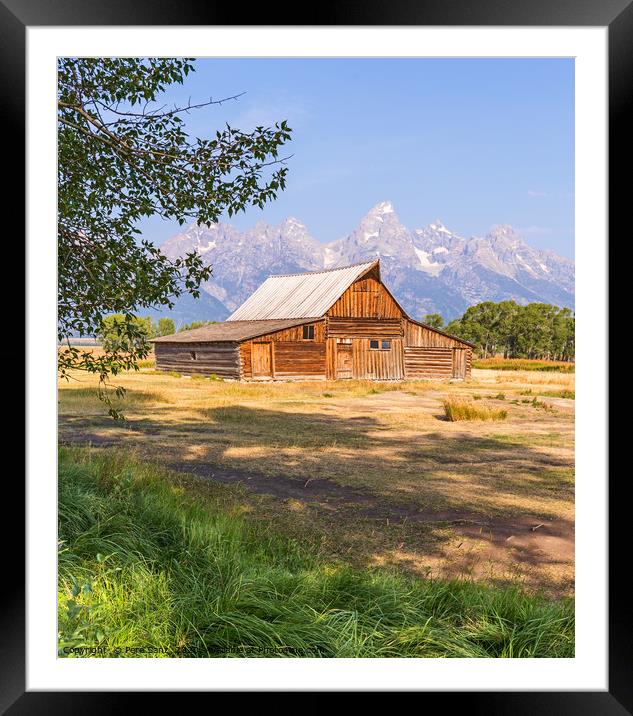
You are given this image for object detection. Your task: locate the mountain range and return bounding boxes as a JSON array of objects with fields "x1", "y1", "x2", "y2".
[{"x1": 155, "y1": 201, "x2": 574, "y2": 324}]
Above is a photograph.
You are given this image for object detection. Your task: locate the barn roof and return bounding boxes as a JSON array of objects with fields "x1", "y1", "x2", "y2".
[
  {"x1": 151, "y1": 318, "x2": 318, "y2": 344},
  {"x1": 226, "y1": 260, "x2": 380, "y2": 321}
]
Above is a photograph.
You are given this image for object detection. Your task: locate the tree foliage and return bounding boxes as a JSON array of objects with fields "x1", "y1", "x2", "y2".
[
  {"x1": 444, "y1": 301, "x2": 575, "y2": 361},
  {"x1": 178, "y1": 320, "x2": 217, "y2": 332},
  {"x1": 98, "y1": 314, "x2": 176, "y2": 349},
  {"x1": 57, "y1": 58, "x2": 292, "y2": 415},
  {"x1": 155, "y1": 317, "x2": 176, "y2": 338},
  {"x1": 422, "y1": 313, "x2": 444, "y2": 330},
  {"x1": 98, "y1": 314, "x2": 153, "y2": 353}
]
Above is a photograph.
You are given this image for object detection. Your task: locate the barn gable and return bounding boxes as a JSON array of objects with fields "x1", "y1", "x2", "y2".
[{"x1": 326, "y1": 271, "x2": 404, "y2": 319}]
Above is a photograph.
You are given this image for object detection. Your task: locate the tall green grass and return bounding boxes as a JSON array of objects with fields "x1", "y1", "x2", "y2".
[{"x1": 58, "y1": 448, "x2": 574, "y2": 658}]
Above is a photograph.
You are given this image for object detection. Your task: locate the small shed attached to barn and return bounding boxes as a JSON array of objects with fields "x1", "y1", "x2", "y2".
[{"x1": 152, "y1": 260, "x2": 474, "y2": 381}]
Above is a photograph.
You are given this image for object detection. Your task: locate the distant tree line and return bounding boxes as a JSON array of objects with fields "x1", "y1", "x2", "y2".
[
  {"x1": 98, "y1": 315, "x2": 174, "y2": 352},
  {"x1": 98, "y1": 315, "x2": 219, "y2": 352},
  {"x1": 178, "y1": 321, "x2": 217, "y2": 332},
  {"x1": 423, "y1": 301, "x2": 575, "y2": 361},
  {"x1": 100, "y1": 302, "x2": 574, "y2": 362}
]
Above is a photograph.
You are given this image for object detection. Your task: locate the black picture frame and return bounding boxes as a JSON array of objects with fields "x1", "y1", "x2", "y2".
[{"x1": 7, "y1": 0, "x2": 620, "y2": 709}]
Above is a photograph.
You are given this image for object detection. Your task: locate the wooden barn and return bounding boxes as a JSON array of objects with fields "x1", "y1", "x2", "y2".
[{"x1": 152, "y1": 260, "x2": 474, "y2": 382}]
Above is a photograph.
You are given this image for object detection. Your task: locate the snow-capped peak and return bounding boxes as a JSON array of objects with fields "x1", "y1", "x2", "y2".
[
  {"x1": 428, "y1": 220, "x2": 452, "y2": 235},
  {"x1": 371, "y1": 201, "x2": 395, "y2": 215},
  {"x1": 281, "y1": 216, "x2": 304, "y2": 228},
  {"x1": 488, "y1": 224, "x2": 520, "y2": 241}
]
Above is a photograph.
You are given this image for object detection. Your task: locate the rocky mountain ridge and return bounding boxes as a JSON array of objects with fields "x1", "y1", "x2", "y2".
[{"x1": 157, "y1": 201, "x2": 574, "y2": 323}]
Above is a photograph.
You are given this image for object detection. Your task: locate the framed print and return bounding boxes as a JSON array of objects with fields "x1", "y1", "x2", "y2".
[{"x1": 7, "y1": 0, "x2": 622, "y2": 708}]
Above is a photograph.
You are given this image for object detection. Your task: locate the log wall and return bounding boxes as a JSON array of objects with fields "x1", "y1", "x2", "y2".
[
  {"x1": 273, "y1": 342, "x2": 326, "y2": 379},
  {"x1": 404, "y1": 347, "x2": 453, "y2": 379},
  {"x1": 327, "y1": 317, "x2": 403, "y2": 338},
  {"x1": 240, "y1": 342, "x2": 252, "y2": 379},
  {"x1": 403, "y1": 319, "x2": 473, "y2": 380},
  {"x1": 155, "y1": 342, "x2": 240, "y2": 378},
  {"x1": 463, "y1": 348, "x2": 473, "y2": 379}
]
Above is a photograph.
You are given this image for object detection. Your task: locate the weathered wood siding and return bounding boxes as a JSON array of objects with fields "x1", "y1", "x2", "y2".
[
  {"x1": 404, "y1": 319, "x2": 467, "y2": 349},
  {"x1": 239, "y1": 342, "x2": 252, "y2": 380},
  {"x1": 403, "y1": 319, "x2": 472, "y2": 380},
  {"x1": 404, "y1": 347, "x2": 453, "y2": 379},
  {"x1": 325, "y1": 337, "x2": 337, "y2": 380},
  {"x1": 155, "y1": 342, "x2": 240, "y2": 378},
  {"x1": 327, "y1": 317, "x2": 403, "y2": 338},
  {"x1": 238, "y1": 320, "x2": 327, "y2": 381},
  {"x1": 273, "y1": 342, "x2": 326, "y2": 379},
  {"x1": 324, "y1": 315, "x2": 405, "y2": 380},
  {"x1": 251, "y1": 341, "x2": 273, "y2": 378},
  {"x1": 352, "y1": 338, "x2": 404, "y2": 380},
  {"x1": 452, "y1": 348, "x2": 469, "y2": 379},
  {"x1": 327, "y1": 276, "x2": 403, "y2": 319},
  {"x1": 265, "y1": 322, "x2": 326, "y2": 342},
  {"x1": 402, "y1": 346, "x2": 473, "y2": 380},
  {"x1": 461, "y1": 348, "x2": 472, "y2": 379}
]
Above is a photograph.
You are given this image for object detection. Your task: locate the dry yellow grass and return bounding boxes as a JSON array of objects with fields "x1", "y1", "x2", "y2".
[
  {"x1": 489, "y1": 369, "x2": 575, "y2": 388},
  {"x1": 474, "y1": 357, "x2": 574, "y2": 372},
  {"x1": 443, "y1": 397, "x2": 508, "y2": 422},
  {"x1": 58, "y1": 365, "x2": 575, "y2": 597}
]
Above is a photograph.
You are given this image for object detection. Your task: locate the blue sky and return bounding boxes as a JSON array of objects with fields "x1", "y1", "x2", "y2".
[{"x1": 140, "y1": 58, "x2": 574, "y2": 258}]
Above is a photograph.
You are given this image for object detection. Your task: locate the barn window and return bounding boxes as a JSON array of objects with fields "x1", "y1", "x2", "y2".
[
  {"x1": 369, "y1": 340, "x2": 380, "y2": 349},
  {"x1": 382, "y1": 340, "x2": 391, "y2": 350},
  {"x1": 370, "y1": 339, "x2": 391, "y2": 350},
  {"x1": 302, "y1": 324, "x2": 315, "y2": 340},
  {"x1": 190, "y1": 351, "x2": 197, "y2": 360}
]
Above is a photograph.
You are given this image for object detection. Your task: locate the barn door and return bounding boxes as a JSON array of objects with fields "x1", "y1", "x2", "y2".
[
  {"x1": 452, "y1": 348, "x2": 467, "y2": 379},
  {"x1": 336, "y1": 343, "x2": 353, "y2": 379},
  {"x1": 252, "y1": 342, "x2": 273, "y2": 379}
]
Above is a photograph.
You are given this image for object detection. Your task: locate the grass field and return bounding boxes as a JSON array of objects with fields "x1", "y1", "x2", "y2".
[
  {"x1": 58, "y1": 448, "x2": 574, "y2": 658},
  {"x1": 58, "y1": 358, "x2": 575, "y2": 657},
  {"x1": 474, "y1": 357, "x2": 575, "y2": 373}
]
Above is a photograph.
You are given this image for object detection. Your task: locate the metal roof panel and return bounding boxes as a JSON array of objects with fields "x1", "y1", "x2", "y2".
[{"x1": 227, "y1": 261, "x2": 379, "y2": 320}]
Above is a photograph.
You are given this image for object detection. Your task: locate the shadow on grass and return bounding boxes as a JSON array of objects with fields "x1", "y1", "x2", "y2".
[{"x1": 59, "y1": 403, "x2": 574, "y2": 512}]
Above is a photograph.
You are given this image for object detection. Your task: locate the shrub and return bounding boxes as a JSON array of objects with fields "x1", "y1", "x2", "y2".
[
  {"x1": 541, "y1": 389, "x2": 575, "y2": 399},
  {"x1": 443, "y1": 398, "x2": 507, "y2": 422}
]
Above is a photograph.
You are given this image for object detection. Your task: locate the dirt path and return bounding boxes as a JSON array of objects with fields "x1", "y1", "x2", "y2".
[{"x1": 169, "y1": 459, "x2": 573, "y2": 566}]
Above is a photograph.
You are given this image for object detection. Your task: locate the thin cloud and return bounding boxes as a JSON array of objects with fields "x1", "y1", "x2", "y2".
[{"x1": 527, "y1": 189, "x2": 549, "y2": 198}]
